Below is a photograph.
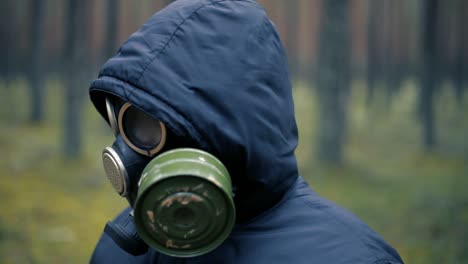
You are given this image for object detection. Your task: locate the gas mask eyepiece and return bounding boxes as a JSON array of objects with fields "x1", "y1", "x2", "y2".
[
  {"x1": 118, "y1": 102, "x2": 167, "y2": 156},
  {"x1": 103, "y1": 99, "x2": 167, "y2": 203},
  {"x1": 106, "y1": 97, "x2": 167, "y2": 156}
]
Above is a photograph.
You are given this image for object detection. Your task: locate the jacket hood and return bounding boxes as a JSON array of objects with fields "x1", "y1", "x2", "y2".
[{"x1": 89, "y1": 0, "x2": 298, "y2": 222}]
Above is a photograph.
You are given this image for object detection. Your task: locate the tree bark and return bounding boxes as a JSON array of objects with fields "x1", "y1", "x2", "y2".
[{"x1": 315, "y1": 0, "x2": 351, "y2": 164}]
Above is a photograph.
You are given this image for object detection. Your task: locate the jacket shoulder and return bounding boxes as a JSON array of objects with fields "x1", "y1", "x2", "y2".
[{"x1": 215, "y1": 177, "x2": 404, "y2": 264}]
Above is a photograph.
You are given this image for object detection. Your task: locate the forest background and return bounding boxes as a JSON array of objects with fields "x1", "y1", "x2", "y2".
[{"x1": 1, "y1": 0, "x2": 467, "y2": 263}]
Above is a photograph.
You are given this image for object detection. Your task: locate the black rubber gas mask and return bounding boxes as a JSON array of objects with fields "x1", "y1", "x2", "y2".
[
  {"x1": 101, "y1": 96, "x2": 235, "y2": 257},
  {"x1": 102, "y1": 97, "x2": 167, "y2": 206}
]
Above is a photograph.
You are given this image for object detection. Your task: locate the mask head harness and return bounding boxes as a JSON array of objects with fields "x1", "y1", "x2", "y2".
[{"x1": 101, "y1": 96, "x2": 236, "y2": 257}]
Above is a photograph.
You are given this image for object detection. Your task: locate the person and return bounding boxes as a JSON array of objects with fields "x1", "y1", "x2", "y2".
[{"x1": 88, "y1": 0, "x2": 404, "y2": 263}]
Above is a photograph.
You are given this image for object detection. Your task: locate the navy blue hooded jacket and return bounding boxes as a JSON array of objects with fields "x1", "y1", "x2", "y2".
[{"x1": 88, "y1": 0, "x2": 404, "y2": 263}]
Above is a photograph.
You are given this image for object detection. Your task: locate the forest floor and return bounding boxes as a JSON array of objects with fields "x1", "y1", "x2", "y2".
[{"x1": 0, "y1": 78, "x2": 467, "y2": 263}]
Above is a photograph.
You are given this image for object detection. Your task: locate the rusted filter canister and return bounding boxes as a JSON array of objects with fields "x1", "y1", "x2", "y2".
[{"x1": 134, "y1": 148, "x2": 235, "y2": 257}]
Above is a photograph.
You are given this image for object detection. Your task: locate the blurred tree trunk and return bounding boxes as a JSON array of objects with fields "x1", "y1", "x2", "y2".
[
  {"x1": 434, "y1": 1, "x2": 451, "y2": 88},
  {"x1": 396, "y1": 2, "x2": 411, "y2": 91},
  {"x1": 386, "y1": 0, "x2": 404, "y2": 100},
  {"x1": 419, "y1": 0, "x2": 438, "y2": 150},
  {"x1": 366, "y1": 0, "x2": 379, "y2": 105},
  {"x1": 282, "y1": 0, "x2": 299, "y2": 79},
  {"x1": 463, "y1": 0, "x2": 468, "y2": 96},
  {"x1": 28, "y1": 0, "x2": 47, "y2": 123},
  {"x1": 454, "y1": 0, "x2": 467, "y2": 103},
  {"x1": 315, "y1": 0, "x2": 351, "y2": 164},
  {"x1": 1, "y1": 1, "x2": 20, "y2": 124},
  {"x1": 0, "y1": 1, "x2": 9, "y2": 82},
  {"x1": 63, "y1": 0, "x2": 88, "y2": 159},
  {"x1": 380, "y1": 0, "x2": 392, "y2": 108},
  {"x1": 1, "y1": 1, "x2": 13, "y2": 83},
  {"x1": 104, "y1": 0, "x2": 120, "y2": 60},
  {"x1": 464, "y1": 5, "x2": 468, "y2": 93},
  {"x1": 464, "y1": 3, "x2": 468, "y2": 92}
]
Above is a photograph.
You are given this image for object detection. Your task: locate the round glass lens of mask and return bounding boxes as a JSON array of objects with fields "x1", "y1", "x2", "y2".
[{"x1": 122, "y1": 106, "x2": 163, "y2": 150}]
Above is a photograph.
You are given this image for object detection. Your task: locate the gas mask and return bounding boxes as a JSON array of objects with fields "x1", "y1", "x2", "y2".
[{"x1": 101, "y1": 96, "x2": 236, "y2": 257}]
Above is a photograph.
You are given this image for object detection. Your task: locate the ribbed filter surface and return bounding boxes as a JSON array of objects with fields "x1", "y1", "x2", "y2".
[{"x1": 102, "y1": 152, "x2": 126, "y2": 195}]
